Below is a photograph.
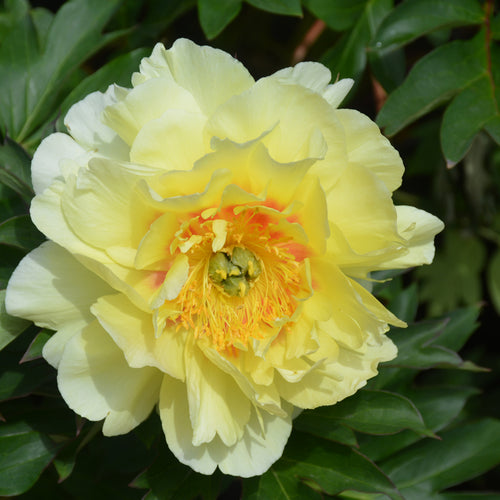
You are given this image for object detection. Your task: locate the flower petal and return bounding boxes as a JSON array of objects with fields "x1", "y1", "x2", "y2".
[
  {"x1": 91, "y1": 293, "x2": 186, "y2": 380},
  {"x1": 64, "y1": 85, "x2": 130, "y2": 160},
  {"x1": 130, "y1": 109, "x2": 207, "y2": 171},
  {"x1": 336, "y1": 109, "x2": 404, "y2": 192},
  {"x1": 5, "y1": 241, "x2": 112, "y2": 331},
  {"x1": 144, "y1": 39, "x2": 255, "y2": 116},
  {"x1": 185, "y1": 338, "x2": 251, "y2": 447},
  {"x1": 31, "y1": 133, "x2": 87, "y2": 195},
  {"x1": 159, "y1": 374, "x2": 292, "y2": 477},
  {"x1": 58, "y1": 320, "x2": 162, "y2": 435},
  {"x1": 388, "y1": 205, "x2": 444, "y2": 268}
]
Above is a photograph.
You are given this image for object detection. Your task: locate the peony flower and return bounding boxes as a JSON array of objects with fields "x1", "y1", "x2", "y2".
[{"x1": 6, "y1": 39, "x2": 443, "y2": 477}]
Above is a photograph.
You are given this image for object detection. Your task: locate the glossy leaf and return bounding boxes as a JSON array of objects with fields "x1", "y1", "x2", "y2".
[
  {"x1": 273, "y1": 432, "x2": 402, "y2": 499},
  {"x1": 296, "y1": 389, "x2": 432, "y2": 438},
  {"x1": 321, "y1": 0, "x2": 392, "y2": 86},
  {"x1": 304, "y1": 0, "x2": 367, "y2": 31},
  {"x1": 294, "y1": 414, "x2": 358, "y2": 446},
  {"x1": 243, "y1": 469, "x2": 323, "y2": 500},
  {"x1": 0, "y1": 329, "x2": 54, "y2": 401},
  {"x1": 359, "y1": 386, "x2": 479, "y2": 462},
  {"x1": 0, "y1": 289, "x2": 30, "y2": 350},
  {"x1": 0, "y1": 215, "x2": 44, "y2": 252},
  {"x1": 0, "y1": 420, "x2": 61, "y2": 496},
  {"x1": 387, "y1": 306, "x2": 480, "y2": 370},
  {"x1": 0, "y1": 0, "x2": 121, "y2": 143},
  {"x1": 372, "y1": 0, "x2": 484, "y2": 51},
  {"x1": 377, "y1": 35, "x2": 485, "y2": 135},
  {"x1": 380, "y1": 419, "x2": 500, "y2": 493},
  {"x1": 198, "y1": 0, "x2": 242, "y2": 39},
  {"x1": 441, "y1": 67, "x2": 500, "y2": 162},
  {"x1": 20, "y1": 328, "x2": 51, "y2": 362},
  {"x1": 245, "y1": 0, "x2": 301, "y2": 17}
]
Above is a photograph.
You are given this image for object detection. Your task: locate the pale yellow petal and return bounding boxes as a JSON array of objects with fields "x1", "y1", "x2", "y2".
[
  {"x1": 64, "y1": 85, "x2": 130, "y2": 160},
  {"x1": 91, "y1": 293, "x2": 186, "y2": 380},
  {"x1": 387, "y1": 205, "x2": 444, "y2": 268},
  {"x1": 130, "y1": 109, "x2": 207, "y2": 171},
  {"x1": 159, "y1": 38, "x2": 255, "y2": 116},
  {"x1": 58, "y1": 321, "x2": 162, "y2": 435},
  {"x1": 102, "y1": 77, "x2": 200, "y2": 145},
  {"x1": 5, "y1": 241, "x2": 112, "y2": 331},
  {"x1": 158, "y1": 375, "x2": 292, "y2": 477},
  {"x1": 336, "y1": 109, "x2": 404, "y2": 192},
  {"x1": 185, "y1": 338, "x2": 251, "y2": 447},
  {"x1": 31, "y1": 133, "x2": 87, "y2": 195},
  {"x1": 326, "y1": 162, "x2": 402, "y2": 255},
  {"x1": 276, "y1": 335, "x2": 397, "y2": 408},
  {"x1": 322, "y1": 78, "x2": 354, "y2": 108},
  {"x1": 268, "y1": 61, "x2": 332, "y2": 93}
]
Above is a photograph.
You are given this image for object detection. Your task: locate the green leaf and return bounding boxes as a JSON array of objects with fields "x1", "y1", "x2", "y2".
[
  {"x1": 388, "y1": 283, "x2": 418, "y2": 323},
  {"x1": 441, "y1": 70, "x2": 500, "y2": 162},
  {"x1": 387, "y1": 306, "x2": 480, "y2": 370},
  {"x1": 372, "y1": 0, "x2": 484, "y2": 51},
  {"x1": 294, "y1": 414, "x2": 358, "y2": 446},
  {"x1": 243, "y1": 469, "x2": 323, "y2": 500},
  {"x1": 377, "y1": 35, "x2": 485, "y2": 136},
  {"x1": 0, "y1": 289, "x2": 30, "y2": 350},
  {"x1": 0, "y1": 420, "x2": 62, "y2": 496},
  {"x1": 416, "y1": 231, "x2": 486, "y2": 315},
  {"x1": 274, "y1": 432, "x2": 402, "y2": 499},
  {"x1": 296, "y1": 389, "x2": 433, "y2": 438},
  {"x1": 321, "y1": 0, "x2": 392, "y2": 86},
  {"x1": 245, "y1": 0, "x2": 301, "y2": 17},
  {"x1": 20, "y1": 328, "x2": 52, "y2": 362},
  {"x1": 0, "y1": 0, "x2": 121, "y2": 143},
  {"x1": 57, "y1": 48, "x2": 150, "y2": 132},
  {"x1": 0, "y1": 329, "x2": 54, "y2": 401},
  {"x1": 0, "y1": 215, "x2": 44, "y2": 251},
  {"x1": 380, "y1": 419, "x2": 500, "y2": 493},
  {"x1": 304, "y1": 0, "x2": 367, "y2": 31},
  {"x1": 0, "y1": 137, "x2": 33, "y2": 201},
  {"x1": 487, "y1": 249, "x2": 500, "y2": 315},
  {"x1": 133, "y1": 445, "x2": 227, "y2": 500},
  {"x1": 198, "y1": 0, "x2": 242, "y2": 39},
  {"x1": 359, "y1": 386, "x2": 479, "y2": 462}
]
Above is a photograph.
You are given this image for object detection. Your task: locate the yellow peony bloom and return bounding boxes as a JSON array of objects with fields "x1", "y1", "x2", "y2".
[{"x1": 6, "y1": 39, "x2": 443, "y2": 477}]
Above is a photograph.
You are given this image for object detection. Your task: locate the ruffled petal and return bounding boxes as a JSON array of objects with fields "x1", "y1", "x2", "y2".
[
  {"x1": 140, "y1": 39, "x2": 255, "y2": 116},
  {"x1": 387, "y1": 205, "x2": 444, "y2": 268},
  {"x1": 336, "y1": 109, "x2": 404, "y2": 192},
  {"x1": 159, "y1": 375, "x2": 292, "y2": 477},
  {"x1": 58, "y1": 320, "x2": 162, "y2": 435},
  {"x1": 92, "y1": 293, "x2": 186, "y2": 380},
  {"x1": 5, "y1": 241, "x2": 112, "y2": 331},
  {"x1": 130, "y1": 109, "x2": 208, "y2": 171},
  {"x1": 64, "y1": 85, "x2": 130, "y2": 160},
  {"x1": 31, "y1": 133, "x2": 87, "y2": 195}
]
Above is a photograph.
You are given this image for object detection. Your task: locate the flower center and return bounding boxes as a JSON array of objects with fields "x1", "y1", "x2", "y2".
[{"x1": 208, "y1": 247, "x2": 262, "y2": 297}]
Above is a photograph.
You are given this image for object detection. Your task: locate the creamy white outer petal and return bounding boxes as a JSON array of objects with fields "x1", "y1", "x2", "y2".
[
  {"x1": 5, "y1": 241, "x2": 113, "y2": 331},
  {"x1": 58, "y1": 320, "x2": 162, "y2": 435},
  {"x1": 64, "y1": 85, "x2": 130, "y2": 160},
  {"x1": 268, "y1": 61, "x2": 332, "y2": 93},
  {"x1": 31, "y1": 133, "x2": 88, "y2": 195},
  {"x1": 322, "y1": 78, "x2": 354, "y2": 108},
  {"x1": 159, "y1": 375, "x2": 292, "y2": 477},
  {"x1": 134, "y1": 39, "x2": 255, "y2": 116},
  {"x1": 382, "y1": 205, "x2": 444, "y2": 269}
]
